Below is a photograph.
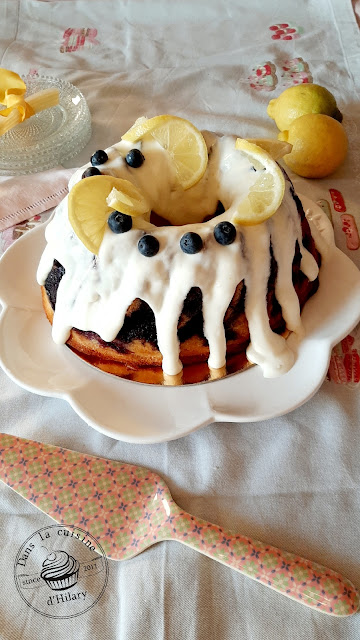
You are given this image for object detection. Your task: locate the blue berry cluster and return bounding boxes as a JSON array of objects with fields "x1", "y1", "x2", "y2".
[
  {"x1": 82, "y1": 149, "x2": 108, "y2": 179},
  {"x1": 107, "y1": 216, "x2": 236, "y2": 257},
  {"x1": 82, "y1": 148, "x2": 144, "y2": 180}
]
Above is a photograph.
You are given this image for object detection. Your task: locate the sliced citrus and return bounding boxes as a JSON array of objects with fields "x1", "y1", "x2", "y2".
[
  {"x1": 232, "y1": 139, "x2": 285, "y2": 226},
  {"x1": 68, "y1": 175, "x2": 149, "y2": 254},
  {"x1": 121, "y1": 115, "x2": 174, "y2": 142},
  {"x1": 106, "y1": 181, "x2": 149, "y2": 216},
  {"x1": 244, "y1": 138, "x2": 292, "y2": 160},
  {"x1": 122, "y1": 115, "x2": 208, "y2": 190}
]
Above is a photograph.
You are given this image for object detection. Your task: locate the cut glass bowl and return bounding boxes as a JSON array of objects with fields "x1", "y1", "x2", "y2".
[{"x1": 0, "y1": 76, "x2": 91, "y2": 175}]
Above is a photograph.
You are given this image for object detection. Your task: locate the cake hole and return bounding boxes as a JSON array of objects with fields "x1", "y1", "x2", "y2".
[
  {"x1": 151, "y1": 201, "x2": 225, "y2": 227},
  {"x1": 150, "y1": 211, "x2": 173, "y2": 227},
  {"x1": 202, "y1": 200, "x2": 225, "y2": 223}
]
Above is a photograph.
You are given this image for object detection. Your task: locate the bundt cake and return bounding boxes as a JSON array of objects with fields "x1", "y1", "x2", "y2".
[{"x1": 37, "y1": 116, "x2": 321, "y2": 385}]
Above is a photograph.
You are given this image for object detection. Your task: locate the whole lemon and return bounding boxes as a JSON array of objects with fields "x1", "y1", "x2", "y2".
[
  {"x1": 267, "y1": 84, "x2": 342, "y2": 132},
  {"x1": 278, "y1": 114, "x2": 348, "y2": 179}
]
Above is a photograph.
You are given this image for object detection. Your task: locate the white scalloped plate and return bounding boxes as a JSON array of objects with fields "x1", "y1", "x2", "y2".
[{"x1": 0, "y1": 198, "x2": 360, "y2": 443}]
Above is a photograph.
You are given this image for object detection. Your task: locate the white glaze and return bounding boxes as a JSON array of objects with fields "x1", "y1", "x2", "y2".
[{"x1": 37, "y1": 133, "x2": 320, "y2": 378}]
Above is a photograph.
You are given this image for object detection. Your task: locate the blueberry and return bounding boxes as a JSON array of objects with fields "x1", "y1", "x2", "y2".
[
  {"x1": 91, "y1": 150, "x2": 108, "y2": 166},
  {"x1": 125, "y1": 149, "x2": 145, "y2": 168},
  {"x1": 180, "y1": 232, "x2": 203, "y2": 254},
  {"x1": 108, "y1": 211, "x2": 132, "y2": 234},
  {"x1": 138, "y1": 235, "x2": 160, "y2": 257},
  {"x1": 82, "y1": 167, "x2": 102, "y2": 179},
  {"x1": 214, "y1": 221, "x2": 236, "y2": 245}
]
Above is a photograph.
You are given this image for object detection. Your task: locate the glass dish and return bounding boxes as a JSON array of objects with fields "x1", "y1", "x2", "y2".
[{"x1": 0, "y1": 76, "x2": 91, "y2": 175}]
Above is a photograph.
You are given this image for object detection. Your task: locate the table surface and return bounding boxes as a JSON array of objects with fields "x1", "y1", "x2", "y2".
[{"x1": 0, "y1": 1, "x2": 360, "y2": 639}]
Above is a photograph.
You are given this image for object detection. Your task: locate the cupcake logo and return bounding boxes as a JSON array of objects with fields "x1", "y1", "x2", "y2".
[
  {"x1": 41, "y1": 551, "x2": 80, "y2": 591},
  {"x1": 14, "y1": 525, "x2": 108, "y2": 619}
]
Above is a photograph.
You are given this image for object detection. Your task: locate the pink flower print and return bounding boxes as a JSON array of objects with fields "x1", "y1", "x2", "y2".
[
  {"x1": 249, "y1": 61, "x2": 277, "y2": 92},
  {"x1": 12, "y1": 215, "x2": 46, "y2": 241},
  {"x1": 329, "y1": 188, "x2": 346, "y2": 212},
  {"x1": 0, "y1": 228, "x2": 16, "y2": 253},
  {"x1": 60, "y1": 28, "x2": 100, "y2": 53},
  {"x1": 269, "y1": 23, "x2": 304, "y2": 41},
  {"x1": 328, "y1": 335, "x2": 360, "y2": 385},
  {"x1": 280, "y1": 58, "x2": 313, "y2": 87},
  {"x1": 328, "y1": 353, "x2": 348, "y2": 384},
  {"x1": 341, "y1": 335, "x2": 355, "y2": 354},
  {"x1": 341, "y1": 214, "x2": 360, "y2": 251}
]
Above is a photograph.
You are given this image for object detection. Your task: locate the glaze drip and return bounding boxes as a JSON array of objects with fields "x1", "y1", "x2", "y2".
[{"x1": 37, "y1": 134, "x2": 319, "y2": 378}]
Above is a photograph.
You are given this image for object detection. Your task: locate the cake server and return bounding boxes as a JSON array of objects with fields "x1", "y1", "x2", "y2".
[{"x1": 0, "y1": 433, "x2": 358, "y2": 616}]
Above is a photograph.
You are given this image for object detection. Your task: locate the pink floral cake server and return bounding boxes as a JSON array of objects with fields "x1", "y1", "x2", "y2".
[{"x1": 0, "y1": 434, "x2": 358, "y2": 617}]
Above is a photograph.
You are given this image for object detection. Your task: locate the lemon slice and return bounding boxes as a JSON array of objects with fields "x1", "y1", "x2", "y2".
[
  {"x1": 122, "y1": 115, "x2": 208, "y2": 190},
  {"x1": 244, "y1": 138, "x2": 292, "y2": 160},
  {"x1": 121, "y1": 115, "x2": 174, "y2": 142},
  {"x1": 232, "y1": 139, "x2": 285, "y2": 226},
  {"x1": 68, "y1": 175, "x2": 149, "y2": 254}
]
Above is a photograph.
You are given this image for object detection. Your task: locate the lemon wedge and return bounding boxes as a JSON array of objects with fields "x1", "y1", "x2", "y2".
[
  {"x1": 106, "y1": 181, "x2": 149, "y2": 216},
  {"x1": 232, "y1": 139, "x2": 285, "y2": 226},
  {"x1": 68, "y1": 175, "x2": 149, "y2": 254},
  {"x1": 244, "y1": 138, "x2": 292, "y2": 160},
  {"x1": 122, "y1": 115, "x2": 208, "y2": 190}
]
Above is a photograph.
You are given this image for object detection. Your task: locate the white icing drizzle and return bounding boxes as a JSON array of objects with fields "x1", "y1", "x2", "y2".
[{"x1": 37, "y1": 133, "x2": 320, "y2": 378}]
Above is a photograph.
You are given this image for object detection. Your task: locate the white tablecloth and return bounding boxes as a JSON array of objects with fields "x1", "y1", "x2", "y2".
[{"x1": 1, "y1": 1, "x2": 360, "y2": 638}]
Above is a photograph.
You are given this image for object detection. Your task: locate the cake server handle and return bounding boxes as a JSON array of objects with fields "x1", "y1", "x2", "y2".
[{"x1": 170, "y1": 512, "x2": 359, "y2": 617}]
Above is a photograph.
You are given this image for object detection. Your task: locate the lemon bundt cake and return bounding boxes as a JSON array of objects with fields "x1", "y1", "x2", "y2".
[{"x1": 37, "y1": 116, "x2": 321, "y2": 384}]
